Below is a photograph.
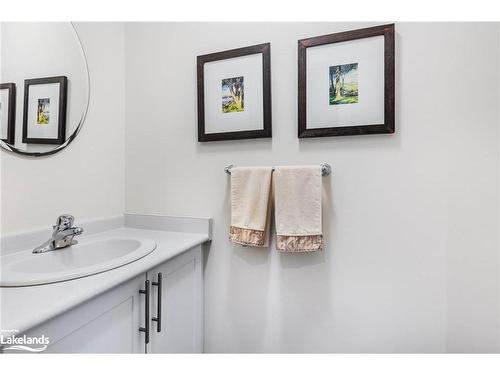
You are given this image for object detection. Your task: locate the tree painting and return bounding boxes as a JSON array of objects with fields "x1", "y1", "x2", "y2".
[
  {"x1": 222, "y1": 76, "x2": 244, "y2": 113},
  {"x1": 329, "y1": 63, "x2": 358, "y2": 105},
  {"x1": 37, "y1": 98, "x2": 50, "y2": 124}
]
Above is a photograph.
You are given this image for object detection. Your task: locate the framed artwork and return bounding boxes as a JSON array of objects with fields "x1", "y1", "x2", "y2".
[
  {"x1": 197, "y1": 43, "x2": 271, "y2": 142},
  {"x1": 298, "y1": 24, "x2": 395, "y2": 137},
  {"x1": 0, "y1": 83, "x2": 16, "y2": 145},
  {"x1": 23, "y1": 76, "x2": 68, "y2": 145}
]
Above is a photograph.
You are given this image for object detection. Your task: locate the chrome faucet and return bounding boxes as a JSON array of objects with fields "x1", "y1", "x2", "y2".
[{"x1": 32, "y1": 215, "x2": 84, "y2": 254}]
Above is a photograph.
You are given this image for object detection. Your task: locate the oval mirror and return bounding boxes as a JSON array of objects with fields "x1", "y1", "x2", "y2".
[{"x1": 0, "y1": 22, "x2": 89, "y2": 156}]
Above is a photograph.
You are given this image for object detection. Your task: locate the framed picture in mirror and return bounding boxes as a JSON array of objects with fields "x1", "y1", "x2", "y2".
[
  {"x1": 22, "y1": 76, "x2": 68, "y2": 145},
  {"x1": 298, "y1": 24, "x2": 395, "y2": 137},
  {"x1": 0, "y1": 83, "x2": 16, "y2": 145},
  {"x1": 197, "y1": 43, "x2": 271, "y2": 142}
]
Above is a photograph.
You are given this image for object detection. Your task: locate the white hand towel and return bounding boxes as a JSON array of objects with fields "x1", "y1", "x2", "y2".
[
  {"x1": 274, "y1": 166, "x2": 323, "y2": 252},
  {"x1": 230, "y1": 166, "x2": 273, "y2": 247}
]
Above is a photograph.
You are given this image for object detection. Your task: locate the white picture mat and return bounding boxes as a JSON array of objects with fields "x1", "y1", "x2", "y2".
[
  {"x1": 204, "y1": 53, "x2": 263, "y2": 134},
  {"x1": 306, "y1": 35, "x2": 385, "y2": 129},
  {"x1": 0, "y1": 89, "x2": 11, "y2": 139},
  {"x1": 26, "y1": 82, "x2": 60, "y2": 139}
]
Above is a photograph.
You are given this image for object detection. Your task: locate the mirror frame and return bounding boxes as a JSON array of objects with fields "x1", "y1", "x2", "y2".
[{"x1": 0, "y1": 22, "x2": 90, "y2": 157}]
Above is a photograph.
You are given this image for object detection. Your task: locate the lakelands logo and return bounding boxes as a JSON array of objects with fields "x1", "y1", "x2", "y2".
[{"x1": 1, "y1": 329, "x2": 50, "y2": 352}]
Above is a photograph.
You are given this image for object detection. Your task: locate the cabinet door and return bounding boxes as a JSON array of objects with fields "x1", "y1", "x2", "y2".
[
  {"x1": 147, "y1": 246, "x2": 203, "y2": 353},
  {"x1": 23, "y1": 273, "x2": 147, "y2": 353}
]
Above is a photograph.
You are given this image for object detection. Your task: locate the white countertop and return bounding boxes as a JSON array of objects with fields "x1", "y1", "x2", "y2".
[{"x1": 0, "y1": 226, "x2": 209, "y2": 337}]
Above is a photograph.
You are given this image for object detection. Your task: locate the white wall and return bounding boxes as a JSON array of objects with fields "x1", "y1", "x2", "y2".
[
  {"x1": 1, "y1": 21, "x2": 498, "y2": 353},
  {"x1": 124, "y1": 22, "x2": 500, "y2": 352},
  {"x1": 0, "y1": 22, "x2": 126, "y2": 235}
]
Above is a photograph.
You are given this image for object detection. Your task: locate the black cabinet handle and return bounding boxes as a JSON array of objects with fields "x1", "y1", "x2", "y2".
[
  {"x1": 139, "y1": 279, "x2": 150, "y2": 344},
  {"x1": 152, "y1": 272, "x2": 162, "y2": 333}
]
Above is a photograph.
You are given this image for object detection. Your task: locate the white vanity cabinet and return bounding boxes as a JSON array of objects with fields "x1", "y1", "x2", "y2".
[
  {"x1": 21, "y1": 246, "x2": 203, "y2": 354},
  {"x1": 25, "y1": 273, "x2": 147, "y2": 353},
  {"x1": 147, "y1": 245, "x2": 203, "y2": 353}
]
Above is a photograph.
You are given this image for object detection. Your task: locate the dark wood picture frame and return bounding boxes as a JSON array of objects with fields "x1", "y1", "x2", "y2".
[
  {"x1": 22, "y1": 76, "x2": 68, "y2": 145},
  {"x1": 197, "y1": 43, "x2": 272, "y2": 142},
  {"x1": 0, "y1": 82, "x2": 16, "y2": 145},
  {"x1": 298, "y1": 24, "x2": 395, "y2": 138}
]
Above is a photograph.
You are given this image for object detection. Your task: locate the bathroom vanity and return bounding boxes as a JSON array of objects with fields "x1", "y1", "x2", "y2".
[{"x1": 0, "y1": 214, "x2": 212, "y2": 353}]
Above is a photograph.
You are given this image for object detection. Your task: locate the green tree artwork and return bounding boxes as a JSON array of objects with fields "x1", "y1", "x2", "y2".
[
  {"x1": 329, "y1": 63, "x2": 358, "y2": 105},
  {"x1": 222, "y1": 76, "x2": 244, "y2": 113}
]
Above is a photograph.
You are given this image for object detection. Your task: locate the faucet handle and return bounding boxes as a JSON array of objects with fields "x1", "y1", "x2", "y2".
[{"x1": 54, "y1": 214, "x2": 75, "y2": 231}]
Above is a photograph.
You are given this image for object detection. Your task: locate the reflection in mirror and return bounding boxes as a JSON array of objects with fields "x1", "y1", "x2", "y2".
[{"x1": 0, "y1": 22, "x2": 89, "y2": 156}]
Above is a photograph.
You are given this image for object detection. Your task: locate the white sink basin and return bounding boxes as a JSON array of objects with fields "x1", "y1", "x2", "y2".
[{"x1": 0, "y1": 237, "x2": 156, "y2": 287}]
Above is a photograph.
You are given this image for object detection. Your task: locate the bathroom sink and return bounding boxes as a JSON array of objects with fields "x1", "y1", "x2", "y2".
[{"x1": 0, "y1": 237, "x2": 156, "y2": 287}]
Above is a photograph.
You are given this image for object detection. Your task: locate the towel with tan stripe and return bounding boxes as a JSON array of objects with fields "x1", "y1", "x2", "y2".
[
  {"x1": 274, "y1": 166, "x2": 323, "y2": 252},
  {"x1": 229, "y1": 166, "x2": 273, "y2": 247}
]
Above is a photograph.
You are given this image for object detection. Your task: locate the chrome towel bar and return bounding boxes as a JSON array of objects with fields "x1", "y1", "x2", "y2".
[{"x1": 224, "y1": 163, "x2": 332, "y2": 176}]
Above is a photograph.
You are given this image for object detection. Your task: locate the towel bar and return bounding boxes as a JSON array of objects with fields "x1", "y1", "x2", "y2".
[{"x1": 224, "y1": 163, "x2": 332, "y2": 176}]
